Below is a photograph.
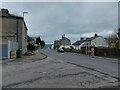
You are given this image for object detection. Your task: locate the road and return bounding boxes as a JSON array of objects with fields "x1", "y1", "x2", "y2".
[
  {"x1": 2, "y1": 48, "x2": 119, "y2": 88},
  {"x1": 41, "y1": 49, "x2": 119, "y2": 79}
]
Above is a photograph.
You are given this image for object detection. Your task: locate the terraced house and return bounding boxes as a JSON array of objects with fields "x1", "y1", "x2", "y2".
[
  {"x1": 0, "y1": 9, "x2": 28, "y2": 59},
  {"x1": 72, "y1": 34, "x2": 109, "y2": 50},
  {"x1": 54, "y1": 35, "x2": 71, "y2": 49}
]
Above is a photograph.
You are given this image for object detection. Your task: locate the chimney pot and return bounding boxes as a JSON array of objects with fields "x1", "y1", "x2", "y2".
[
  {"x1": 94, "y1": 33, "x2": 98, "y2": 37},
  {"x1": 1, "y1": 9, "x2": 9, "y2": 13}
]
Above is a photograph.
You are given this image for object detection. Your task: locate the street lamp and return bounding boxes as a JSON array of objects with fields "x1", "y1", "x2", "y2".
[
  {"x1": 23, "y1": 12, "x2": 28, "y2": 20},
  {"x1": 22, "y1": 12, "x2": 28, "y2": 54}
]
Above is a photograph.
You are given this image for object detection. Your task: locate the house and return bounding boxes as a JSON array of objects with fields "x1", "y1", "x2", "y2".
[
  {"x1": 83, "y1": 34, "x2": 108, "y2": 47},
  {"x1": 72, "y1": 38, "x2": 84, "y2": 50},
  {"x1": 0, "y1": 9, "x2": 28, "y2": 55},
  {"x1": 54, "y1": 40, "x2": 60, "y2": 49},
  {"x1": 59, "y1": 36, "x2": 71, "y2": 46},
  {"x1": 72, "y1": 34, "x2": 109, "y2": 50},
  {"x1": 54, "y1": 35, "x2": 71, "y2": 49}
]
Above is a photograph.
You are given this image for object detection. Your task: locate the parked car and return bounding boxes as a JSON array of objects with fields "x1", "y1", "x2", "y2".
[
  {"x1": 59, "y1": 45, "x2": 73, "y2": 52},
  {"x1": 57, "y1": 48, "x2": 64, "y2": 53}
]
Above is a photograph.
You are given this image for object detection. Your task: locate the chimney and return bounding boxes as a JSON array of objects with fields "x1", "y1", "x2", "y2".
[
  {"x1": 62, "y1": 34, "x2": 65, "y2": 39},
  {"x1": 94, "y1": 33, "x2": 98, "y2": 37},
  {"x1": 80, "y1": 37, "x2": 84, "y2": 41},
  {"x1": 1, "y1": 9, "x2": 9, "y2": 14}
]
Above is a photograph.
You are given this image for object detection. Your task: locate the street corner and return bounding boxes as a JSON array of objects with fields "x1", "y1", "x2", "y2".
[{"x1": 23, "y1": 51, "x2": 48, "y2": 62}]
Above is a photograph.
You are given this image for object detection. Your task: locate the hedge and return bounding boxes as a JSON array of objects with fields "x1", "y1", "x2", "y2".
[{"x1": 81, "y1": 47, "x2": 120, "y2": 58}]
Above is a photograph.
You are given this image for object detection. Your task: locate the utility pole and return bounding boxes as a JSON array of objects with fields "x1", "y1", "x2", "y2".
[{"x1": 16, "y1": 18, "x2": 18, "y2": 42}]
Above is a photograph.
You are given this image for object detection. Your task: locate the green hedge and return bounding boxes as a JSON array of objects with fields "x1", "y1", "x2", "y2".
[{"x1": 64, "y1": 48, "x2": 72, "y2": 52}]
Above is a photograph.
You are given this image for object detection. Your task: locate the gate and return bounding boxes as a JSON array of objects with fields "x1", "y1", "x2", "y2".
[
  {"x1": 0, "y1": 43, "x2": 8, "y2": 60},
  {"x1": 0, "y1": 41, "x2": 18, "y2": 60}
]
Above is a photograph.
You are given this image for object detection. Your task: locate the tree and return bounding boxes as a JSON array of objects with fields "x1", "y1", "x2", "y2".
[
  {"x1": 107, "y1": 34, "x2": 118, "y2": 48},
  {"x1": 35, "y1": 36, "x2": 45, "y2": 49},
  {"x1": 36, "y1": 37, "x2": 41, "y2": 47},
  {"x1": 27, "y1": 35, "x2": 34, "y2": 44},
  {"x1": 27, "y1": 44, "x2": 35, "y2": 51},
  {"x1": 41, "y1": 40, "x2": 45, "y2": 49}
]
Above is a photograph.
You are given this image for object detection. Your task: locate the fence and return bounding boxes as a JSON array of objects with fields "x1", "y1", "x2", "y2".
[
  {"x1": 0, "y1": 41, "x2": 18, "y2": 60},
  {"x1": 81, "y1": 47, "x2": 120, "y2": 58},
  {"x1": 94, "y1": 47, "x2": 120, "y2": 58}
]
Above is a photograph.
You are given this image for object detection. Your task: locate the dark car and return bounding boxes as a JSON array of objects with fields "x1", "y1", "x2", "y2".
[{"x1": 57, "y1": 48, "x2": 64, "y2": 53}]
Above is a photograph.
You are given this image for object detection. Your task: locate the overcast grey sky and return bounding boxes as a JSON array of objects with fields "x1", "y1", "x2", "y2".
[{"x1": 2, "y1": 2, "x2": 118, "y2": 44}]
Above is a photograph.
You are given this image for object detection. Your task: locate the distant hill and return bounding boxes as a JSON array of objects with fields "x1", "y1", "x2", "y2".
[{"x1": 44, "y1": 44, "x2": 53, "y2": 49}]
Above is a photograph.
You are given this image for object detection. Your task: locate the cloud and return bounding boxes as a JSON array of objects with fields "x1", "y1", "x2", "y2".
[
  {"x1": 2, "y1": 2, "x2": 118, "y2": 44},
  {"x1": 1, "y1": 0, "x2": 120, "y2": 2}
]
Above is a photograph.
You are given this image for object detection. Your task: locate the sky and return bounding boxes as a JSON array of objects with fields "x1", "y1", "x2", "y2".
[{"x1": 1, "y1": 1, "x2": 118, "y2": 44}]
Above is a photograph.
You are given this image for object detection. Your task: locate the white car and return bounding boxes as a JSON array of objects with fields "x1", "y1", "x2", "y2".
[
  {"x1": 57, "y1": 48, "x2": 64, "y2": 53},
  {"x1": 59, "y1": 45, "x2": 70, "y2": 49}
]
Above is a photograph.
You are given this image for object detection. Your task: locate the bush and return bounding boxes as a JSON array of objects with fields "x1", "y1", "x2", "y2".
[
  {"x1": 27, "y1": 44, "x2": 36, "y2": 51},
  {"x1": 72, "y1": 49, "x2": 81, "y2": 53},
  {"x1": 64, "y1": 48, "x2": 72, "y2": 52}
]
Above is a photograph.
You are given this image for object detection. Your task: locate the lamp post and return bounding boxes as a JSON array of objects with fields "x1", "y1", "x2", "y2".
[
  {"x1": 16, "y1": 18, "x2": 19, "y2": 42},
  {"x1": 23, "y1": 12, "x2": 28, "y2": 20},
  {"x1": 16, "y1": 12, "x2": 28, "y2": 43},
  {"x1": 22, "y1": 12, "x2": 28, "y2": 54}
]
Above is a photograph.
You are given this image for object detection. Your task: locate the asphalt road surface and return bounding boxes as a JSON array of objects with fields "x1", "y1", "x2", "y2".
[
  {"x1": 2, "y1": 48, "x2": 119, "y2": 88},
  {"x1": 41, "y1": 49, "x2": 119, "y2": 79}
]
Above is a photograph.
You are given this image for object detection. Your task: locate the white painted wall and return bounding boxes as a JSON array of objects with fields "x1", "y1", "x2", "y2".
[{"x1": 91, "y1": 37, "x2": 108, "y2": 47}]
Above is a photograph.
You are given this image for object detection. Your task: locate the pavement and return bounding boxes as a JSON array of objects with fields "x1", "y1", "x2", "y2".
[
  {"x1": 94, "y1": 56, "x2": 119, "y2": 61},
  {"x1": 70, "y1": 50, "x2": 119, "y2": 61},
  {"x1": 1, "y1": 50, "x2": 48, "y2": 64}
]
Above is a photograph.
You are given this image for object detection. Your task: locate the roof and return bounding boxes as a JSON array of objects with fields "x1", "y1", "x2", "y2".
[
  {"x1": 85, "y1": 36, "x2": 100, "y2": 41},
  {"x1": 72, "y1": 40, "x2": 84, "y2": 45},
  {"x1": 58, "y1": 36, "x2": 71, "y2": 42},
  {"x1": 0, "y1": 9, "x2": 23, "y2": 19},
  {"x1": 62, "y1": 36, "x2": 70, "y2": 41},
  {"x1": 72, "y1": 36, "x2": 101, "y2": 45},
  {"x1": 0, "y1": 9, "x2": 28, "y2": 30}
]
